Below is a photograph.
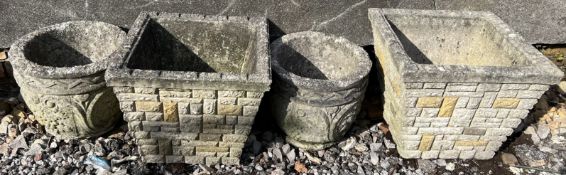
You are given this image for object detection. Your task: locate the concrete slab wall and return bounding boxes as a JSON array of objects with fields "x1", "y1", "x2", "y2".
[{"x1": 0, "y1": 0, "x2": 565, "y2": 48}]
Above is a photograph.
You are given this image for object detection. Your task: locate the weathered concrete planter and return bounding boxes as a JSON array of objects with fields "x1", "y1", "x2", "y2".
[
  {"x1": 270, "y1": 31, "x2": 371, "y2": 150},
  {"x1": 9, "y1": 21, "x2": 126, "y2": 139},
  {"x1": 369, "y1": 9, "x2": 563, "y2": 159},
  {"x1": 105, "y1": 12, "x2": 270, "y2": 165}
]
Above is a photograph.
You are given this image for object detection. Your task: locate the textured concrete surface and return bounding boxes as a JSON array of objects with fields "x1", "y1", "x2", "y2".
[
  {"x1": 270, "y1": 31, "x2": 371, "y2": 150},
  {"x1": 369, "y1": 8, "x2": 563, "y2": 159},
  {"x1": 1, "y1": 0, "x2": 565, "y2": 48},
  {"x1": 106, "y1": 12, "x2": 271, "y2": 164},
  {"x1": 8, "y1": 21, "x2": 125, "y2": 139}
]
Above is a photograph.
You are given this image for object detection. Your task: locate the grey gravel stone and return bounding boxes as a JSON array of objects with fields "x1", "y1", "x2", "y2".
[
  {"x1": 285, "y1": 149, "x2": 296, "y2": 163},
  {"x1": 272, "y1": 148, "x2": 283, "y2": 163},
  {"x1": 254, "y1": 164, "x2": 263, "y2": 171},
  {"x1": 339, "y1": 138, "x2": 357, "y2": 151},
  {"x1": 445, "y1": 163, "x2": 455, "y2": 171},
  {"x1": 354, "y1": 144, "x2": 368, "y2": 152},
  {"x1": 436, "y1": 159, "x2": 447, "y2": 167},
  {"x1": 384, "y1": 139, "x2": 396, "y2": 149},
  {"x1": 370, "y1": 152, "x2": 379, "y2": 165},
  {"x1": 271, "y1": 169, "x2": 285, "y2": 175},
  {"x1": 501, "y1": 153, "x2": 518, "y2": 166},
  {"x1": 536, "y1": 124, "x2": 551, "y2": 140},
  {"x1": 418, "y1": 159, "x2": 437, "y2": 174},
  {"x1": 24, "y1": 139, "x2": 45, "y2": 156},
  {"x1": 380, "y1": 159, "x2": 390, "y2": 170},
  {"x1": 281, "y1": 144, "x2": 290, "y2": 154},
  {"x1": 513, "y1": 144, "x2": 550, "y2": 167},
  {"x1": 369, "y1": 143, "x2": 382, "y2": 151}
]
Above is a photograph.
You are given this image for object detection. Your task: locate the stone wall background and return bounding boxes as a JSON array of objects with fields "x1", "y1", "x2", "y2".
[{"x1": 1, "y1": 0, "x2": 566, "y2": 48}]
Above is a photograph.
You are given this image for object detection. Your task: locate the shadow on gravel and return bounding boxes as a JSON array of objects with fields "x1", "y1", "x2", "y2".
[{"x1": 501, "y1": 85, "x2": 560, "y2": 150}]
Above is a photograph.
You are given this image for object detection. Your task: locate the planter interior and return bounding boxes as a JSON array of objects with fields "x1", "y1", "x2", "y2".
[
  {"x1": 274, "y1": 36, "x2": 359, "y2": 80},
  {"x1": 387, "y1": 14, "x2": 527, "y2": 67},
  {"x1": 24, "y1": 22, "x2": 124, "y2": 68},
  {"x1": 127, "y1": 18, "x2": 257, "y2": 73}
]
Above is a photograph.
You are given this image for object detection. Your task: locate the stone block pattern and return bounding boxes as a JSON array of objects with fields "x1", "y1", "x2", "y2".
[
  {"x1": 385, "y1": 82, "x2": 548, "y2": 159},
  {"x1": 114, "y1": 87, "x2": 264, "y2": 165}
]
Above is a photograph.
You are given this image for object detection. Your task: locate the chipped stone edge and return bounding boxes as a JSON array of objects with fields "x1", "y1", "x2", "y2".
[
  {"x1": 105, "y1": 11, "x2": 271, "y2": 92},
  {"x1": 368, "y1": 8, "x2": 563, "y2": 85}
]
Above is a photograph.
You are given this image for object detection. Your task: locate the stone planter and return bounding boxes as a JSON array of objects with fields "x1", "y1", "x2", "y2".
[
  {"x1": 270, "y1": 31, "x2": 371, "y2": 150},
  {"x1": 369, "y1": 9, "x2": 563, "y2": 159},
  {"x1": 9, "y1": 21, "x2": 126, "y2": 139},
  {"x1": 105, "y1": 12, "x2": 270, "y2": 165}
]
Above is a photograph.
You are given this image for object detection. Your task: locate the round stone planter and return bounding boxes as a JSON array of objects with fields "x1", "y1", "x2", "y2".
[
  {"x1": 9, "y1": 21, "x2": 126, "y2": 139},
  {"x1": 270, "y1": 31, "x2": 371, "y2": 150}
]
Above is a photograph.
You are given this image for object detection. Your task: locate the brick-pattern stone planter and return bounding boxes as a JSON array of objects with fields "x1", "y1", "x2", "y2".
[
  {"x1": 9, "y1": 21, "x2": 126, "y2": 139},
  {"x1": 105, "y1": 12, "x2": 270, "y2": 165},
  {"x1": 270, "y1": 31, "x2": 371, "y2": 150},
  {"x1": 369, "y1": 9, "x2": 563, "y2": 159}
]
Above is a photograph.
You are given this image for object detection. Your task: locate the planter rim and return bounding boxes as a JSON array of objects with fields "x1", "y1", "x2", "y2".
[
  {"x1": 9, "y1": 21, "x2": 126, "y2": 79},
  {"x1": 105, "y1": 12, "x2": 271, "y2": 91},
  {"x1": 368, "y1": 8, "x2": 564, "y2": 84},
  {"x1": 270, "y1": 31, "x2": 371, "y2": 91}
]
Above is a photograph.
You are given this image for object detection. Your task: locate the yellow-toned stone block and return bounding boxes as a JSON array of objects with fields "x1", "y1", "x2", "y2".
[
  {"x1": 419, "y1": 135, "x2": 435, "y2": 151},
  {"x1": 0, "y1": 51, "x2": 6, "y2": 61},
  {"x1": 438, "y1": 97, "x2": 458, "y2": 117},
  {"x1": 492, "y1": 98, "x2": 520, "y2": 109},
  {"x1": 454, "y1": 140, "x2": 488, "y2": 146},
  {"x1": 163, "y1": 101, "x2": 178, "y2": 122},
  {"x1": 557, "y1": 108, "x2": 566, "y2": 122},
  {"x1": 135, "y1": 101, "x2": 162, "y2": 112},
  {"x1": 195, "y1": 146, "x2": 230, "y2": 153},
  {"x1": 416, "y1": 97, "x2": 444, "y2": 108},
  {"x1": 218, "y1": 105, "x2": 242, "y2": 115}
]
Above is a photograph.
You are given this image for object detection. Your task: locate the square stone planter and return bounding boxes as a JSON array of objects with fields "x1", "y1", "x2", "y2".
[
  {"x1": 369, "y1": 9, "x2": 563, "y2": 159},
  {"x1": 105, "y1": 12, "x2": 270, "y2": 165}
]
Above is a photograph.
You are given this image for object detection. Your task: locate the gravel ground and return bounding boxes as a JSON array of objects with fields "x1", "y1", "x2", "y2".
[{"x1": 0, "y1": 86, "x2": 565, "y2": 175}]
